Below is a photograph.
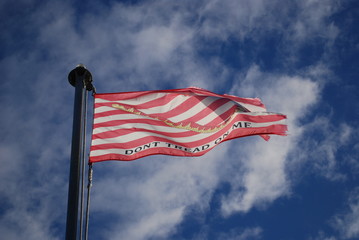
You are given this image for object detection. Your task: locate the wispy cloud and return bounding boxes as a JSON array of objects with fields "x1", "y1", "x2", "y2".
[
  {"x1": 332, "y1": 187, "x2": 359, "y2": 239},
  {"x1": 217, "y1": 226, "x2": 263, "y2": 240}
]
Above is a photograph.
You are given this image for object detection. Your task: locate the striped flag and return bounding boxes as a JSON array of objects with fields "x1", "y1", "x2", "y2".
[{"x1": 90, "y1": 87, "x2": 287, "y2": 163}]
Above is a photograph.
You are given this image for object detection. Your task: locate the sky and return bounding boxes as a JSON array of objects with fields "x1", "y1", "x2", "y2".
[{"x1": 0, "y1": 0, "x2": 358, "y2": 239}]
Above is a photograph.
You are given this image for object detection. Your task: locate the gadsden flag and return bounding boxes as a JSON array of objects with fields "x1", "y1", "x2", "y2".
[{"x1": 89, "y1": 87, "x2": 287, "y2": 162}]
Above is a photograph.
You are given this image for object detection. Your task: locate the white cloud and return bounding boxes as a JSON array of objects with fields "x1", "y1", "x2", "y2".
[
  {"x1": 309, "y1": 231, "x2": 337, "y2": 240},
  {"x1": 217, "y1": 226, "x2": 263, "y2": 240},
  {"x1": 0, "y1": 143, "x2": 67, "y2": 240},
  {"x1": 292, "y1": 0, "x2": 339, "y2": 41},
  {"x1": 332, "y1": 188, "x2": 359, "y2": 239},
  {"x1": 90, "y1": 148, "x2": 225, "y2": 239},
  {"x1": 198, "y1": 0, "x2": 269, "y2": 40},
  {"x1": 298, "y1": 117, "x2": 352, "y2": 181},
  {"x1": 233, "y1": 64, "x2": 320, "y2": 117},
  {"x1": 221, "y1": 66, "x2": 320, "y2": 215},
  {"x1": 220, "y1": 137, "x2": 290, "y2": 215},
  {"x1": 345, "y1": 143, "x2": 359, "y2": 174}
]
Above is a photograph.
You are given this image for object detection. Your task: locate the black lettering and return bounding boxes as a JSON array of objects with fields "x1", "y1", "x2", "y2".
[
  {"x1": 174, "y1": 145, "x2": 183, "y2": 150},
  {"x1": 215, "y1": 137, "x2": 222, "y2": 144},
  {"x1": 143, "y1": 143, "x2": 151, "y2": 150},
  {"x1": 192, "y1": 147, "x2": 200, "y2": 153},
  {"x1": 232, "y1": 122, "x2": 243, "y2": 129},
  {"x1": 134, "y1": 146, "x2": 142, "y2": 153},
  {"x1": 232, "y1": 122, "x2": 251, "y2": 129},
  {"x1": 202, "y1": 144, "x2": 210, "y2": 151},
  {"x1": 125, "y1": 149, "x2": 133, "y2": 155}
]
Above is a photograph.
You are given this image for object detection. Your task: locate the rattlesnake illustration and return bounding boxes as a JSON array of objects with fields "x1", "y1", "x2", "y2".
[{"x1": 112, "y1": 103, "x2": 240, "y2": 133}]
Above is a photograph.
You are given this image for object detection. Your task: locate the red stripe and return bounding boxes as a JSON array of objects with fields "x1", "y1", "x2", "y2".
[
  {"x1": 92, "y1": 126, "x2": 197, "y2": 140},
  {"x1": 95, "y1": 87, "x2": 265, "y2": 111},
  {"x1": 90, "y1": 125, "x2": 286, "y2": 153},
  {"x1": 93, "y1": 90, "x2": 265, "y2": 125},
  {"x1": 91, "y1": 124, "x2": 287, "y2": 154},
  {"x1": 94, "y1": 96, "x2": 213, "y2": 124},
  {"x1": 95, "y1": 91, "x2": 154, "y2": 101},
  {"x1": 91, "y1": 132, "x2": 220, "y2": 150},
  {"x1": 134, "y1": 93, "x2": 180, "y2": 109},
  {"x1": 89, "y1": 124, "x2": 287, "y2": 163},
  {"x1": 90, "y1": 146, "x2": 214, "y2": 162},
  {"x1": 94, "y1": 113, "x2": 286, "y2": 139},
  {"x1": 91, "y1": 119, "x2": 287, "y2": 151},
  {"x1": 177, "y1": 98, "x2": 231, "y2": 125},
  {"x1": 182, "y1": 88, "x2": 265, "y2": 109},
  {"x1": 94, "y1": 93, "x2": 179, "y2": 110},
  {"x1": 94, "y1": 109, "x2": 125, "y2": 119},
  {"x1": 92, "y1": 114, "x2": 286, "y2": 148},
  {"x1": 90, "y1": 88, "x2": 287, "y2": 162},
  {"x1": 93, "y1": 112, "x2": 285, "y2": 129},
  {"x1": 149, "y1": 95, "x2": 207, "y2": 119},
  {"x1": 92, "y1": 109, "x2": 253, "y2": 140},
  {"x1": 203, "y1": 105, "x2": 237, "y2": 127},
  {"x1": 93, "y1": 118, "x2": 164, "y2": 129}
]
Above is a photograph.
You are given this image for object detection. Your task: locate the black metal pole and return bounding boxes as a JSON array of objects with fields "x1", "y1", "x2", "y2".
[{"x1": 66, "y1": 65, "x2": 93, "y2": 240}]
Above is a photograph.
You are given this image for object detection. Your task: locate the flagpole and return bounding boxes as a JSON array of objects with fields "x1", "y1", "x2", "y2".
[{"x1": 66, "y1": 64, "x2": 93, "y2": 240}]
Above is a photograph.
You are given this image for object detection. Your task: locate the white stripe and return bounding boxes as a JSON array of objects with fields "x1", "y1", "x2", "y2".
[
  {"x1": 96, "y1": 93, "x2": 191, "y2": 113},
  {"x1": 239, "y1": 103, "x2": 266, "y2": 112},
  {"x1": 195, "y1": 101, "x2": 235, "y2": 125},
  {"x1": 93, "y1": 123, "x2": 190, "y2": 135},
  {"x1": 168, "y1": 97, "x2": 219, "y2": 123},
  {"x1": 94, "y1": 110, "x2": 284, "y2": 127},
  {"x1": 95, "y1": 94, "x2": 191, "y2": 115},
  {"x1": 94, "y1": 97, "x2": 228, "y2": 124},
  {"x1": 139, "y1": 94, "x2": 191, "y2": 114},
  {"x1": 90, "y1": 142, "x2": 216, "y2": 157},
  {"x1": 90, "y1": 119, "x2": 286, "y2": 157},
  {"x1": 91, "y1": 119, "x2": 286, "y2": 146},
  {"x1": 238, "y1": 111, "x2": 284, "y2": 116},
  {"x1": 94, "y1": 113, "x2": 147, "y2": 124},
  {"x1": 95, "y1": 94, "x2": 266, "y2": 116},
  {"x1": 92, "y1": 128, "x2": 204, "y2": 145},
  {"x1": 96, "y1": 92, "x2": 266, "y2": 112},
  {"x1": 90, "y1": 148, "x2": 129, "y2": 157},
  {"x1": 94, "y1": 103, "x2": 269, "y2": 126},
  {"x1": 94, "y1": 111, "x2": 285, "y2": 132},
  {"x1": 95, "y1": 106, "x2": 121, "y2": 114}
]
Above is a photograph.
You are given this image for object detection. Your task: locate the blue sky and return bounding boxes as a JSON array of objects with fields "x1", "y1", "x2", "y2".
[{"x1": 1, "y1": 0, "x2": 358, "y2": 239}]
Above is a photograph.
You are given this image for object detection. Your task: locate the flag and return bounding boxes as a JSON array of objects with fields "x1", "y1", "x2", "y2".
[{"x1": 89, "y1": 87, "x2": 287, "y2": 162}]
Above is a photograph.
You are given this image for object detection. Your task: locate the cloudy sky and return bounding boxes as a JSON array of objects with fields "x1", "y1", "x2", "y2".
[{"x1": 1, "y1": 0, "x2": 358, "y2": 239}]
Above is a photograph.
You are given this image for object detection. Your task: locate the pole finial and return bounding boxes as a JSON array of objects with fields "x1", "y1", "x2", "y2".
[
  {"x1": 68, "y1": 64, "x2": 94, "y2": 91},
  {"x1": 76, "y1": 63, "x2": 85, "y2": 68}
]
